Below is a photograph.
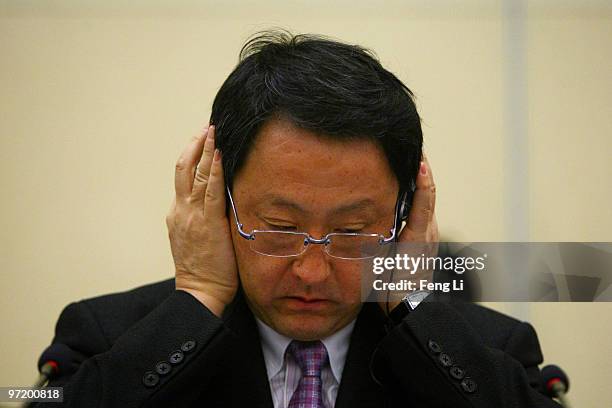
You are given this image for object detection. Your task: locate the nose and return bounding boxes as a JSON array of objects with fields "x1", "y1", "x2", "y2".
[{"x1": 291, "y1": 242, "x2": 332, "y2": 285}]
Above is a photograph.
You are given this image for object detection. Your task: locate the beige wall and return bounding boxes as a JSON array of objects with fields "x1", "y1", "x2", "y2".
[{"x1": 1, "y1": 1, "x2": 610, "y2": 406}]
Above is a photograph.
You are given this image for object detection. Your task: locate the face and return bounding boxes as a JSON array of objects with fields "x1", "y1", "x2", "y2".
[{"x1": 231, "y1": 116, "x2": 399, "y2": 340}]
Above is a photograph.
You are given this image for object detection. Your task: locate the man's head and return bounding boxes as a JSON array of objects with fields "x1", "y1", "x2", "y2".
[{"x1": 210, "y1": 31, "x2": 423, "y2": 340}]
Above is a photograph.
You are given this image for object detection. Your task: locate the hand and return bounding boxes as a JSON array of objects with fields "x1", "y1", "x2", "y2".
[
  {"x1": 166, "y1": 125, "x2": 238, "y2": 317},
  {"x1": 379, "y1": 154, "x2": 439, "y2": 314}
]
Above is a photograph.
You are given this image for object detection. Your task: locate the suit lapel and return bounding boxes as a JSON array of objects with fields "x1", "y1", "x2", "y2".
[
  {"x1": 223, "y1": 290, "x2": 275, "y2": 408},
  {"x1": 335, "y1": 303, "x2": 387, "y2": 408}
]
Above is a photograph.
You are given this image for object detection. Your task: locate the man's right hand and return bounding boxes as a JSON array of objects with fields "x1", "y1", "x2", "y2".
[{"x1": 166, "y1": 125, "x2": 238, "y2": 317}]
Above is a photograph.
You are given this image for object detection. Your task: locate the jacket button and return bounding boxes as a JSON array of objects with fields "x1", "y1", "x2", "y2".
[
  {"x1": 449, "y1": 365, "x2": 465, "y2": 380},
  {"x1": 428, "y1": 340, "x2": 442, "y2": 354},
  {"x1": 143, "y1": 371, "x2": 159, "y2": 387},
  {"x1": 169, "y1": 350, "x2": 184, "y2": 365},
  {"x1": 461, "y1": 377, "x2": 478, "y2": 393},
  {"x1": 155, "y1": 361, "x2": 172, "y2": 375},
  {"x1": 438, "y1": 353, "x2": 453, "y2": 367},
  {"x1": 181, "y1": 340, "x2": 197, "y2": 353}
]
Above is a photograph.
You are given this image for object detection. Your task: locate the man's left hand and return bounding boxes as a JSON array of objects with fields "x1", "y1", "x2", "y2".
[{"x1": 379, "y1": 153, "x2": 439, "y2": 314}]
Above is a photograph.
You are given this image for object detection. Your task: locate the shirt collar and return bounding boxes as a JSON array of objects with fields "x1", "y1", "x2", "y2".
[{"x1": 255, "y1": 317, "x2": 356, "y2": 383}]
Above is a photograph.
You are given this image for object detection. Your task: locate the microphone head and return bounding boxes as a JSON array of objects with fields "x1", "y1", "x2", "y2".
[
  {"x1": 541, "y1": 364, "x2": 570, "y2": 396},
  {"x1": 37, "y1": 343, "x2": 78, "y2": 378}
]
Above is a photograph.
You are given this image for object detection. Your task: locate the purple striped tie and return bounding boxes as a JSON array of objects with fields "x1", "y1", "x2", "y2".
[{"x1": 287, "y1": 340, "x2": 329, "y2": 408}]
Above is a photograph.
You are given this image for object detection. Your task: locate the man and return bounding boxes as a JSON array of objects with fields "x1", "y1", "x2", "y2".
[{"x1": 35, "y1": 31, "x2": 559, "y2": 407}]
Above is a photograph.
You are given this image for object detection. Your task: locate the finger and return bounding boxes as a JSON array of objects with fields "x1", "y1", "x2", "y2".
[
  {"x1": 402, "y1": 158, "x2": 436, "y2": 237},
  {"x1": 192, "y1": 126, "x2": 216, "y2": 203},
  {"x1": 203, "y1": 148, "x2": 228, "y2": 225},
  {"x1": 174, "y1": 127, "x2": 208, "y2": 201},
  {"x1": 422, "y1": 152, "x2": 436, "y2": 210}
]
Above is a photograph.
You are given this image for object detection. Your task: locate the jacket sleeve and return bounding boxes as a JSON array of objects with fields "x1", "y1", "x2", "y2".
[
  {"x1": 33, "y1": 290, "x2": 228, "y2": 407},
  {"x1": 370, "y1": 300, "x2": 561, "y2": 408}
]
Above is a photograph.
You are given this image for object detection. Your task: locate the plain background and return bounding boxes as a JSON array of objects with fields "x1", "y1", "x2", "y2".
[{"x1": 1, "y1": 0, "x2": 611, "y2": 406}]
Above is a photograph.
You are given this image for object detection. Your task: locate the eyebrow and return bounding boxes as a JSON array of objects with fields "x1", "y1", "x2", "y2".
[{"x1": 262, "y1": 194, "x2": 378, "y2": 216}]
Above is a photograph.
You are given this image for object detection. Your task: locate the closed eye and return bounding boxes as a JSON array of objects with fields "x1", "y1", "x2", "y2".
[
  {"x1": 335, "y1": 227, "x2": 365, "y2": 234},
  {"x1": 267, "y1": 223, "x2": 298, "y2": 232}
]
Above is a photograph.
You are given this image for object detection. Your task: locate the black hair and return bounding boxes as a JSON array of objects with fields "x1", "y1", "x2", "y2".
[{"x1": 210, "y1": 30, "x2": 423, "y2": 196}]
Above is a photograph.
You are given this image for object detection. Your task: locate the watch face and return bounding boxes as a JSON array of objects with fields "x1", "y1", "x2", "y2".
[
  {"x1": 390, "y1": 291, "x2": 431, "y2": 326},
  {"x1": 404, "y1": 290, "x2": 431, "y2": 310}
]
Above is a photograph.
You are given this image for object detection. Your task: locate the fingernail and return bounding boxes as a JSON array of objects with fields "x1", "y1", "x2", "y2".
[
  {"x1": 420, "y1": 161, "x2": 427, "y2": 175},
  {"x1": 209, "y1": 125, "x2": 215, "y2": 139},
  {"x1": 214, "y1": 149, "x2": 221, "y2": 161}
]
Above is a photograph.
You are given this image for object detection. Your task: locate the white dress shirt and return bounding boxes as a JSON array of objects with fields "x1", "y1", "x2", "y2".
[{"x1": 255, "y1": 318, "x2": 356, "y2": 408}]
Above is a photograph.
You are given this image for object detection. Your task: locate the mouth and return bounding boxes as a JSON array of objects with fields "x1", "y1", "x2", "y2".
[{"x1": 282, "y1": 296, "x2": 332, "y2": 311}]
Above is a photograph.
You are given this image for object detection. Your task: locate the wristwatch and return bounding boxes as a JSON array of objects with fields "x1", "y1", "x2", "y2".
[{"x1": 388, "y1": 290, "x2": 431, "y2": 326}]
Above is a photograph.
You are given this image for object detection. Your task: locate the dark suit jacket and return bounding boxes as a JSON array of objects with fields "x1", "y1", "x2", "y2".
[{"x1": 35, "y1": 278, "x2": 559, "y2": 407}]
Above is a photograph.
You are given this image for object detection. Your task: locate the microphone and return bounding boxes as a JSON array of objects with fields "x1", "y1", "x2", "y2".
[
  {"x1": 35, "y1": 343, "x2": 74, "y2": 387},
  {"x1": 541, "y1": 364, "x2": 572, "y2": 408}
]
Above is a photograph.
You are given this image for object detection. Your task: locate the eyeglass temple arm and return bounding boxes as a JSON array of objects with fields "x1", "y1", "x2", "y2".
[{"x1": 226, "y1": 186, "x2": 254, "y2": 240}]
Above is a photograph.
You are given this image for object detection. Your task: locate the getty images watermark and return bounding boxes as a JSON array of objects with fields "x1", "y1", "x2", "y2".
[
  {"x1": 370, "y1": 252, "x2": 487, "y2": 293},
  {"x1": 361, "y1": 242, "x2": 612, "y2": 302}
]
